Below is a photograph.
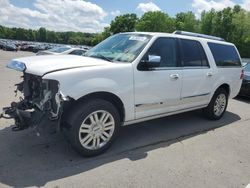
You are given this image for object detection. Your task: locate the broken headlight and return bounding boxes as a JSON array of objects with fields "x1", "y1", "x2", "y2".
[{"x1": 7, "y1": 60, "x2": 26, "y2": 72}]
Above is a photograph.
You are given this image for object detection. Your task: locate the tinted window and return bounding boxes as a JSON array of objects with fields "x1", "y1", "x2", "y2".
[
  {"x1": 208, "y1": 43, "x2": 241, "y2": 67},
  {"x1": 143, "y1": 37, "x2": 178, "y2": 68},
  {"x1": 181, "y1": 39, "x2": 208, "y2": 67}
]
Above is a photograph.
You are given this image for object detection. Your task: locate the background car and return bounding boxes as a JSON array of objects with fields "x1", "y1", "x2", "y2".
[
  {"x1": 36, "y1": 46, "x2": 86, "y2": 56},
  {"x1": 3, "y1": 43, "x2": 17, "y2": 51},
  {"x1": 242, "y1": 58, "x2": 250, "y2": 66},
  {"x1": 239, "y1": 60, "x2": 250, "y2": 97}
]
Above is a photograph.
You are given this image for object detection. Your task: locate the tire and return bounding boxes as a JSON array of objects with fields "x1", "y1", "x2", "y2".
[
  {"x1": 203, "y1": 88, "x2": 228, "y2": 120},
  {"x1": 63, "y1": 99, "x2": 121, "y2": 157}
]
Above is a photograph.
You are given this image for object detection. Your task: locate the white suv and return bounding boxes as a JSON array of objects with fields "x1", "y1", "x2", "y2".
[{"x1": 1, "y1": 31, "x2": 243, "y2": 156}]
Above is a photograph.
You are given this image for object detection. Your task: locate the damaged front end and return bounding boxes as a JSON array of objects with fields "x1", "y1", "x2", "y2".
[{"x1": 1, "y1": 73, "x2": 67, "y2": 132}]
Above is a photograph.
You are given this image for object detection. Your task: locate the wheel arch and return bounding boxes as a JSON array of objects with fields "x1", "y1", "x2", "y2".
[
  {"x1": 216, "y1": 83, "x2": 230, "y2": 96},
  {"x1": 63, "y1": 91, "x2": 125, "y2": 124}
]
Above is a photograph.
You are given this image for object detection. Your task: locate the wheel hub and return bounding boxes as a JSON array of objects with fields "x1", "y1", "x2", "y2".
[
  {"x1": 78, "y1": 110, "x2": 115, "y2": 150},
  {"x1": 214, "y1": 93, "x2": 226, "y2": 116},
  {"x1": 92, "y1": 124, "x2": 103, "y2": 136}
]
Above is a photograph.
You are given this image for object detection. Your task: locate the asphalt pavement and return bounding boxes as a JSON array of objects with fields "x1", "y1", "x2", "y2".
[{"x1": 0, "y1": 50, "x2": 249, "y2": 188}]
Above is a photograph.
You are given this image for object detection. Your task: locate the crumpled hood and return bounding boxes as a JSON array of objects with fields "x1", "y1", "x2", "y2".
[{"x1": 8, "y1": 55, "x2": 110, "y2": 76}]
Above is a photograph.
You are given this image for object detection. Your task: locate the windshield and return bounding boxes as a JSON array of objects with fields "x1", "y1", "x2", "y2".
[
  {"x1": 85, "y1": 33, "x2": 152, "y2": 63},
  {"x1": 244, "y1": 63, "x2": 250, "y2": 72},
  {"x1": 49, "y1": 47, "x2": 71, "y2": 53}
]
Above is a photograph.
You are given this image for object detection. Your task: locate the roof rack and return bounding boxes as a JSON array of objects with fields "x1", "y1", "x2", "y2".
[{"x1": 173, "y1": 30, "x2": 225, "y2": 41}]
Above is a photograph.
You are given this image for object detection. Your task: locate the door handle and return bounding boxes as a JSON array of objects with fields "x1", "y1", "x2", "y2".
[
  {"x1": 207, "y1": 72, "x2": 213, "y2": 77},
  {"x1": 170, "y1": 74, "x2": 179, "y2": 80}
]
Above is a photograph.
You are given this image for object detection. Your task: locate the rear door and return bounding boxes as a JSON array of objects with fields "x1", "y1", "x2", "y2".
[{"x1": 179, "y1": 39, "x2": 214, "y2": 108}]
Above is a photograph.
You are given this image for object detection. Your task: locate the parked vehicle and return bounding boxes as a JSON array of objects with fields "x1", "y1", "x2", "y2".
[
  {"x1": 36, "y1": 46, "x2": 86, "y2": 56},
  {"x1": 3, "y1": 43, "x2": 17, "y2": 51},
  {"x1": 0, "y1": 41, "x2": 5, "y2": 49},
  {"x1": 32, "y1": 44, "x2": 50, "y2": 53},
  {"x1": 241, "y1": 58, "x2": 250, "y2": 67},
  {"x1": 1, "y1": 31, "x2": 243, "y2": 157},
  {"x1": 239, "y1": 61, "x2": 250, "y2": 97},
  {"x1": 21, "y1": 44, "x2": 36, "y2": 52}
]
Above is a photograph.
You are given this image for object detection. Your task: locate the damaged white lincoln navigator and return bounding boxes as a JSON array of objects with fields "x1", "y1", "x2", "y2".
[{"x1": 1, "y1": 31, "x2": 243, "y2": 156}]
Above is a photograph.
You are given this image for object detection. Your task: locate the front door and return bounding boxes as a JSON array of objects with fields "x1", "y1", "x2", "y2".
[{"x1": 134, "y1": 37, "x2": 183, "y2": 119}]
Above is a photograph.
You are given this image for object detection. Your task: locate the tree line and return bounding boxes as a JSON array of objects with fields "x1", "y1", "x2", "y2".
[
  {"x1": 0, "y1": 26, "x2": 96, "y2": 46},
  {"x1": 0, "y1": 5, "x2": 249, "y2": 57}
]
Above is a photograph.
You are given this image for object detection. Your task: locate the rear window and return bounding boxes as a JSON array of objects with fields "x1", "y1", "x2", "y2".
[
  {"x1": 181, "y1": 39, "x2": 209, "y2": 67},
  {"x1": 208, "y1": 43, "x2": 241, "y2": 67}
]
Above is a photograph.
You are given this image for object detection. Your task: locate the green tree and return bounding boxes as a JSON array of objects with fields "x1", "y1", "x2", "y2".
[
  {"x1": 110, "y1": 14, "x2": 138, "y2": 34},
  {"x1": 231, "y1": 8, "x2": 250, "y2": 57},
  {"x1": 0, "y1": 25, "x2": 6, "y2": 38},
  {"x1": 136, "y1": 11, "x2": 175, "y2": 33},
  {"x1": 200, "y1": 9, "x2": 216, "y2": 35},
  {"x1": 212, "y1": 8, "x2": 234, "y2": 40},
  {"x1": 37, "y1": 27, "x2": 47, "y2": 42},
  {"x1": 175, "y1": 11, "x2": 198, "y2": 32}
]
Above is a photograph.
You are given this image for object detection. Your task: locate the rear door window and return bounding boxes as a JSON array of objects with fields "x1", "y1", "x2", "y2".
[
  {"x1": 208, "y1": 43, "x2": 241, "y2": 67},
  {"x1": 180, "y1": 39, "x2": 209, "y2": 67}
]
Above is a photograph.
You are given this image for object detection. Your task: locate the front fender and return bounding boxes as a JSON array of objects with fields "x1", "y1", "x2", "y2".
[{"x1": 42, "y1": 64, "x2": 135, "y2": 121}]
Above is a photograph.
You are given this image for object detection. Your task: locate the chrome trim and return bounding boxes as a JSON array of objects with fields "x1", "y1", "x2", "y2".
[
  {"x1": 181, "y1": 93, "x2": 210, "y2": 99},
  {"x1": 217, "y1": 66, "x2": 242, "y2": 68},
  {"x1": 150, "y1": 66, "x2": 211, "y2": 71},
  {"x1": 135, "y1": 93, "x2": 210, "y2": 109},
  {"x1": 124, "y1": 104, "x2": 208, "y2": 126},
  {"x1": 182, "y1": 66, "x2": 210, "y2": 70},
  {"x1": 151, "y1": 67, "x2": 181, "y2": 71},
  {"x1": 135, "y1": 99, "x2": 178, "y2": 112}
]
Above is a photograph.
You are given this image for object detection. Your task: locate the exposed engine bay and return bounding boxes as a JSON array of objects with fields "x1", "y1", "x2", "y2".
[{"x1": 1, "y1": 73, "x2": 65, "y2": 131}]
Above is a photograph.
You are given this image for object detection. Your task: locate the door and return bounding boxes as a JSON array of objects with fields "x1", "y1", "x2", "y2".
[
  {"x1": 179, "y1": 39, "x2": 214, "y2": 108},
  {"x1": 134, "y1": 37, "x2": 183, "y2": 119}
]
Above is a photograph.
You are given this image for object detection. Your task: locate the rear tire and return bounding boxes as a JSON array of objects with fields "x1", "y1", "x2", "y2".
[
  {"x1": 63, "y1": 99, "x2": 121, "y2": 157},
  {"x1": 203, "y1": 88, "x2": 228, "y2": 120}
]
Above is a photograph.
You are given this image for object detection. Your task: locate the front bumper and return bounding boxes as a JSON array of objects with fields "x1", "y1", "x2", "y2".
[
  {"x1": 1, "y1": 66, "x2": 72, "y2": 132},
  {"x1": 1, "y1": 102, "x2": 47, "y2": 131}
]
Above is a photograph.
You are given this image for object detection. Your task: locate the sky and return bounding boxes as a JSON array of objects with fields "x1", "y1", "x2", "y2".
[{"x1": 0, "y1": 0, "x2": 250, "y2": 33}]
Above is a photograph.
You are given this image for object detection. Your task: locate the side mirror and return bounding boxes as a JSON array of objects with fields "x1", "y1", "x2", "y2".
[{"x1": 145, "y1": 55, "x2": 161, "y2": 69}]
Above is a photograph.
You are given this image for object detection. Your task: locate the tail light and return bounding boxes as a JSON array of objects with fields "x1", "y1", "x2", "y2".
[{"x1": 240, "y1": 69, "x2": 244, "y2": 80}]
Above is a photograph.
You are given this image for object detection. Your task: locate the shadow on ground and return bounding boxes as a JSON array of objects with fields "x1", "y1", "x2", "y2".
[
  {"x1": 234, "y1": 96, "x2": 250, "y2": 104},
  {"x1": 0, "y1": 110, "x2": 241, "y2": 187}
]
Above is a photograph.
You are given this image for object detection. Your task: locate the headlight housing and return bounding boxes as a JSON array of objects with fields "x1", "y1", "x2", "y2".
[{"x1": 7, "y1": 60, "x2": 26, "y2": 72}]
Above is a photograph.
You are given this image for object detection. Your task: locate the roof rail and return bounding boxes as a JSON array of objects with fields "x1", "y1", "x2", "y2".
[{"x1": 173, "y1": 30, "x2": 225, "y2": 41}]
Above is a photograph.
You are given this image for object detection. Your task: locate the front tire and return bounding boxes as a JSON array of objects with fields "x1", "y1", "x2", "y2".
[
  {"x1": 203, "y1": 88, "x2": 228, "y2": 120},
  {"x1": 64, "y1": 99, "x2": 121, "y2": 157}
]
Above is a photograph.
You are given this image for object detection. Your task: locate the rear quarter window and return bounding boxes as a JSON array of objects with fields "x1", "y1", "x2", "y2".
[{"x1": 208, "y1": 42, "x2": 241, "y2": 67}]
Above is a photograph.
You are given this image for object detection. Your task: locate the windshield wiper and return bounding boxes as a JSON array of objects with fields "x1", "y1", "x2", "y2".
[{"x1": 90, "y1": 54, "x2": 113, "y2": 62}]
